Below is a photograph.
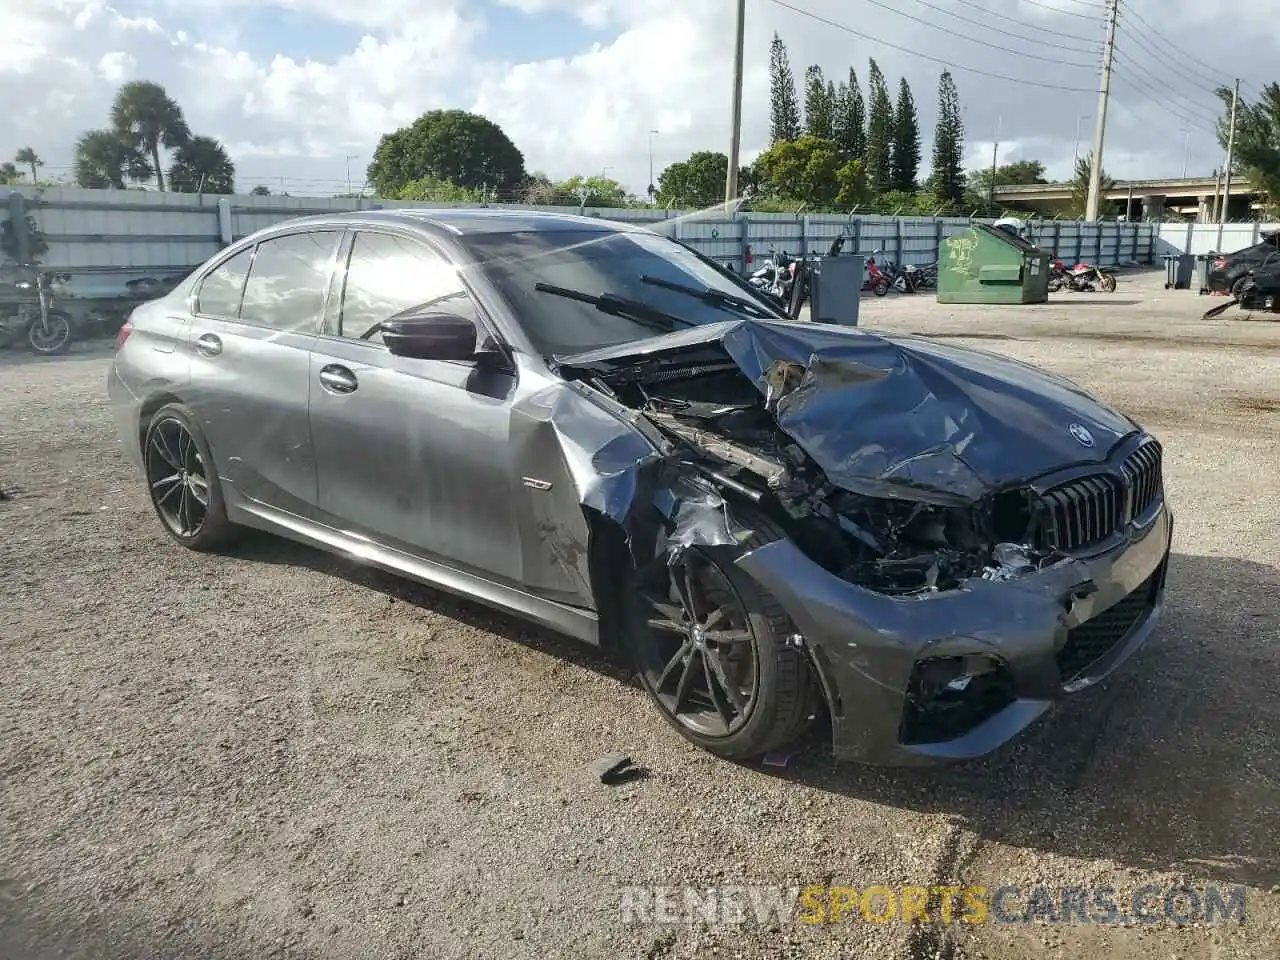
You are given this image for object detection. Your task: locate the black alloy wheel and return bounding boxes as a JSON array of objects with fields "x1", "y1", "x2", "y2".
[
  {"x1": 145, "y1": 415, "x2": 210, "y2": 539},
  {"x1": 636, "y1": 549, "x2": 760, "y2": 738}
]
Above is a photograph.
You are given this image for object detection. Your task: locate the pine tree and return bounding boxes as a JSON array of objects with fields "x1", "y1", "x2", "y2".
[
  {"x1": 891, "y1": 77, "x2": 921, "y2": 193},
  {"x1": 929, "y1": 69, "x2": 965, "y2": 206},
  {"x1": 864, "y1": 59, "x2": 894, "y2": 196},
  {"x1": 832, "y1": 68, "x2": 866, "y2": 161},
  {"x1": 768, "y1": 33, "x2": 801, "y2": 144},
  {"x1": 804, "y1": 65, "x2": 834, "y2": 140}
]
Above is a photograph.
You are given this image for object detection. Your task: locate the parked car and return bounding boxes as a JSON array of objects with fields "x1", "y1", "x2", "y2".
[
  {"x1": 1206, "y1": 230, "x2": 1280, "y2": 296},
  {"x1": 107, "y1": 209, "x2": 1172, "y2": 765}
]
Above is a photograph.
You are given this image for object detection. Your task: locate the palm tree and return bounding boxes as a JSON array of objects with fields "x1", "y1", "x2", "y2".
[
  {"x1": 14, "y1": 147, "x2": 43, "y2": 184},
  {"x1": 168, "y1": 136, "x2": 236, "y2": 194},
  {"x1": 73, "y1": 129, "x2": 152, "y2": 189},
  {"x1": 110, "y1": 81, "x2": 190, "y2": 191}
]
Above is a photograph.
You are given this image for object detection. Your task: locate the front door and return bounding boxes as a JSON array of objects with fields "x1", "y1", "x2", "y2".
[
  {"x1": 307, "y1": 229, "x2": 523, "y2": 587},
  {"x1": 186, "y1": 230, "x2": 341, "y2": 513}
]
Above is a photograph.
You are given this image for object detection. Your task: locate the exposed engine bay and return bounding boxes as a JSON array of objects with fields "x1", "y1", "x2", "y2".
[{"x1": 568, "y1": 352, "x2": 1059, "y2": 597}]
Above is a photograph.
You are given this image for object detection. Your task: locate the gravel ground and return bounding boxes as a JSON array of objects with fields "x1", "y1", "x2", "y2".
[{"x1": 1, "y1": 269, "x2": 1277, "y2": 959}]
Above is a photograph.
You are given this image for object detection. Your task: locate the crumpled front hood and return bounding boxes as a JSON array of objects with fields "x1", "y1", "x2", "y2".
[{"x1": 561, "y1": 319, "x2": 1139, "y2": 503}]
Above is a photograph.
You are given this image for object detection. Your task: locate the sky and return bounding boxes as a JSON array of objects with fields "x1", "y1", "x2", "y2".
[{"x1": 1, "y1": 0, "x2": 1275, "y2": 198}]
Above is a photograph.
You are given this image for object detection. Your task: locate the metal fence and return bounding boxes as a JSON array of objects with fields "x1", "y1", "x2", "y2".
[
  {"x1": 1154, "y1": 220, "x2": 1280, "y2": 256},
  {"x1": 2, "y1": 185, "x2": 1159, "y2": 299}
]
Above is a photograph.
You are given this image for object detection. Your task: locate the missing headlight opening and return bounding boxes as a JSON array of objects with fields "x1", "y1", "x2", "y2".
[{"x1": 579, "y1": 351, "x2": 1061, "y2": 598}]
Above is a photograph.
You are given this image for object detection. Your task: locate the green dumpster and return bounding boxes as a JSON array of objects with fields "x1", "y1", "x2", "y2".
[{"x1": 935, "y1": 223, "x2": 1052, "y2": 304}]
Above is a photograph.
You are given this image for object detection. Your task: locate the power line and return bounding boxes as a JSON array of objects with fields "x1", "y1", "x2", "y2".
[
  {"x1": 898, "y1": 0, "x2": 1102, "y2": 56},
  {"x1": 765, "y1": 0, "x2": 1097, "y2": 91},
  {"x1": 1020, "y1": 0, "x2": 1105, "y2": 22},
  {"x1": 849, "y1": 0, "x2": 1099, "y2": 66},
  {"x1": 1108, "y1": 64, "x2": 1219, "y2": 135},
  {"x1": 945, "y1": 0, "x2": 1103, "y2": 47},
  {"x1": 1110, "y1": 51, "x2": 1222, "y2": 125},
  {"x1": 1115, "y1": 1, "x2": 1232, "y2": 92}
]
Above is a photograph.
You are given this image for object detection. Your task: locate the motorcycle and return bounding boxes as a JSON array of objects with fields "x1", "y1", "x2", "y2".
[
  {"x1": 1048, "y1": 260, "x2": 1117, "y2": 294},
  {"x1": 0, "y1": 269, "x2": 74, "y2": 355},
  {"x1": 863, "y1": 249, "x2": 891, "y2": 297},
  {"x1": 747, "y1": 248, "x2": 797, "y2": 312}
]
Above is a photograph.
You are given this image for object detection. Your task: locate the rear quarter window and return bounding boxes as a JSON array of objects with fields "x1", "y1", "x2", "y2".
[{"x1": 196, "y1": 249, "x2": 252, "y2": 318}]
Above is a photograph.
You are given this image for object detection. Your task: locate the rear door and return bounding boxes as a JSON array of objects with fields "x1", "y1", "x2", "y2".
[
  {"x1": 307, "y1": 228, "x2": 523, "y2": 586},
  {"x1": 187, "y1": 229, "x2": 341, "y2": 514}
]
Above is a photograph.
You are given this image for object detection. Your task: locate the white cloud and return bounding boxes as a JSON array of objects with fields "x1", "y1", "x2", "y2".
[{"x1": 0, "y1": 0, "x2": 1275, "y2": 197}]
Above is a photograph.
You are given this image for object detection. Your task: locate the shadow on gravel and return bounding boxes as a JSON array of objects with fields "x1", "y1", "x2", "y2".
[
  {"x1": 771, "y1": 551, "x2": 1280, "y2": 890},
  {"x1": 0, "y1": 341, "x2": 115, "y2": 367},
  {"x1": 1038, "y1": 298, "x2": 1147, "y2": 307},
  {"x1": 224, "y1": 532, "x2": 633, "y2": 685}
]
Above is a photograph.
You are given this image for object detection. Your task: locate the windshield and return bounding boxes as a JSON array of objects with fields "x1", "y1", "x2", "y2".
[{"x1": 462, "y1": 228, "x2": 781, "y2": 357}]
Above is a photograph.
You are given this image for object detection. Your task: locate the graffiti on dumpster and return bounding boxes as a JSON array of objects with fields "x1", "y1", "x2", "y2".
[{"x1": 944, "y1": 229, "x2": 980, "y2": 279}]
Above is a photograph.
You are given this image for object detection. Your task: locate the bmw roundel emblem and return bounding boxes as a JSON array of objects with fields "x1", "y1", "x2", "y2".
[{"x1": 1069, "y1": 423, "x2": 1095, "y2": 447}]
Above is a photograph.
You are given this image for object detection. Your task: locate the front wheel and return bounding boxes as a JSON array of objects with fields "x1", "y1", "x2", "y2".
[
  {"x1": 872, "y1": 279, "x2": 889, "y2": 297},
  {"x1": 28, "y1": 312, "x2": 72, "y2": 355},
  {"x1": 626, "y1": 527, "x2": 817, "y2": 761},
  {"x1": 1099, "y1": 273, "x2": 1117, "y2": 293}
]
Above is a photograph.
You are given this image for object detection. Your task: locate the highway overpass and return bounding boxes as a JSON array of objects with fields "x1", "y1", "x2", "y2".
[{"x1": 992, "y1": 177, "x2": 1262, "y2": 220}]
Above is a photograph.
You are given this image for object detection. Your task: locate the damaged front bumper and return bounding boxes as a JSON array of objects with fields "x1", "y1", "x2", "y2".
[{"x1": 737, "y1": 500, "x2": 1173, "y2": 765}]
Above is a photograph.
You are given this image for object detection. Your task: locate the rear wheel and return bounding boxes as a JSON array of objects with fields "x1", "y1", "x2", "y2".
[
  {"x1": 1230, "y1": 275, "x2": 1248, "y2": 299},
  {"x1": 625, "y1": 518, "x2": 817, "y2": 760},
  {"x1": 143, "y1": 403, "x2": 237, "y2": 551},
  {"x1": 872, "y1": 279, "x2": 889, "y2": 297}
]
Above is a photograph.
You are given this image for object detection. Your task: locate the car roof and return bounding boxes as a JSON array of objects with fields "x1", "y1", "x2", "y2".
[{"x1": 273, "y1": 206, "x2": 650, "y2": 238}]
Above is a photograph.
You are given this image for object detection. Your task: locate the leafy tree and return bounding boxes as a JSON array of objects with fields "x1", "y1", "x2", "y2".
[
  {"x1": 556, "y1": 175, "x2": 630, "y2": 207},
  {"x1": 250, "y1": 184, "x2": 271, "y2": 196},
  {"x1": 891, "y1": 78, "x2": 920, "y2": 193},
  {"x1": 1216, "y1": 82, "x2": 1280, "y2": 212},
  {"x1": 966, "y1": 160, "x2": 1047, "y2": 208},
  {"x1": 73, "y1": 128, "x2": 151, "y2": 189},
  {"x1": 833, "y1": 68, "x2": 866, "y2": 161},
  {"x1": 367, "y1": 109, "x2": 525, "y2": 197},
  {"x1": 168, "y1": 135, "x2": 235, "y2": 194},
  {"x1": 864, "y1": 59, "x2": 894, "y2": 196},
  {"x1": 657, "y1": 151, "x2": 744, "y2": 208},
  {"x1": 875, "y1": 189, "x2": 939, "y2": 215},
  {"x1": 0, "y1": 162, "x2": 19, "y2": 184},
  {"x1": 804, "y1": 66, "x2": 835, "y2": 140},
  {"x1": 518, "y1": 172, "x2": 560, "y2": 204},
  {"x1": 1069, "y1": 154, "x2": 1115, "y2": 217},
  {"x1": 768, "y1": 33, "x2": 802, "y2": 144},
  {"x1": 754, "y1": 134, "x2": 869, "y2": 208},
  {"x1": 928, "y1": 69, "x2": 965, "y2": 206},
  {"x1": 399, "y1": 176, "x2": 485, "y2": 203},
  {"x1": 14, "y1": 148, "x2": 42, "y2": 184},
  {"x1": 110, "y1": 81, "x2": 190, "y2": 191}
]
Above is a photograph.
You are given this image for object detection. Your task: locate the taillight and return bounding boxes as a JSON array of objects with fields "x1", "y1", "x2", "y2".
[
  {"x1": 115, "y1": 320, "x2": 134, "y2": 351},
  {"x1": 1214, "y1": 257, "x2": 1227, "y2": 270}
]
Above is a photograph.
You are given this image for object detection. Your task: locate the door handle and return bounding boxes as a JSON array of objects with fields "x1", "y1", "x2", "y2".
[
  {"x1": 319, "y1": 364, "x2": 358, "y2": 394},
  {"x1": 195, "y1": 332, "x2": 222, "y2": 357}
]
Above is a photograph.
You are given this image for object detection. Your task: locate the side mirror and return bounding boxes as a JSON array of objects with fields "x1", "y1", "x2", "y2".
[{"x1": 382, "y1": 313, "x2": 480, "y2": 362}]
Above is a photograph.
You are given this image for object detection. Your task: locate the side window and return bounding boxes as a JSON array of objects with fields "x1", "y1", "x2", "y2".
[
  {"x1": 338, "y1": 231, "x2": 476, "y2": 343},
  {"x1": 196, "y1": 248, "x2": 252, "y2": 318},
  {"x1": 239, "y1": 231, "x2": 340, "y2": 333}
]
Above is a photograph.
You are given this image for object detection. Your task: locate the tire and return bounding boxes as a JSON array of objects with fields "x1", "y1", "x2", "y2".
[
  {"x1": 1100, "y1": 273, "x2": 1117, "y2": 293},
  {"x1": 1230, "y1": 275, "x2": 1248, "y2": 300},
  {"x1": 142, "y1": 403, "x2": 237, "y2": 552},
  {"x1": 27, "y1": 312, "x2": 72, "y2": 355},
  {"x1": 624, "y1": 511, "x2": 817, "y2": 761},
  {"x1": 872, "y1": 279, "x2": 889, "y2": 297}
]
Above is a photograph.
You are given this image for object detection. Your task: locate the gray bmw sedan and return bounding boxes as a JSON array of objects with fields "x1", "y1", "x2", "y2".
[{"x1": 108, "y1": 208, "x2": 1172, "y2": 764}]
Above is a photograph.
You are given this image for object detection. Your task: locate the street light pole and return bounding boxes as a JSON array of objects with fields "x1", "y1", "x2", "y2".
[
  {"x1": 648, "y1": 129, "x2": 659, "y2": 200},
  {"x1": 345, "y1": 155, "x2": 358, "y2": 196},
  {"x1": 725, "y1": 0, "x2": 746, "y2": 209},
  {"x1": 1220, "y1": 79, "x2": 1240, "y2": 225}
]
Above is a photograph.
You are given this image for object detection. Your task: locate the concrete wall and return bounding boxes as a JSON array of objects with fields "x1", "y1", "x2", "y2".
[{"x1": 1, "y1": 185, "x2": 1158, "y2": 300}]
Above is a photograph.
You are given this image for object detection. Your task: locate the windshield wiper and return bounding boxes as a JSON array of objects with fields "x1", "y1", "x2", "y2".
[
  {"x1": 638, "y1": 274, "x2": 777, "y2": 320},
  {"x1": 533, "y1": 282, "x2": 695, "y2": 332}
]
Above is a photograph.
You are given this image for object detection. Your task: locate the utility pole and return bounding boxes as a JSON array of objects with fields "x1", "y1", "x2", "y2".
[
  {"x1": 725, "y1": 0, "x2": 746, "y2": 209},
  {"x1": 1219, "y1": 79, "x2": 1240, "y2": 225},
  {"x1": 1084, "y1": 0, "x2": 1118, "y2": 220},
  {"x1": 989, "y1": 115, "x2": 1001, "y2": 214},
  {"x1": 345, "y1": 155, "x2": 357, "y2": 196}
]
